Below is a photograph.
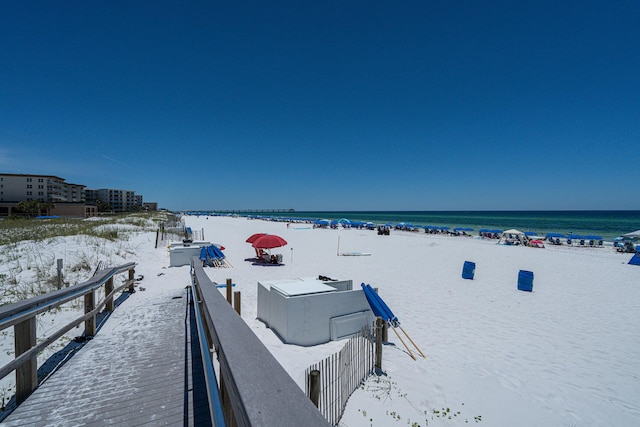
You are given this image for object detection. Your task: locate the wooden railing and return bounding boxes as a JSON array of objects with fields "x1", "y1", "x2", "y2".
[
  {"x1": 190, "y1": 260, "x2": 330, "y2": 427},
  {"x1": 0, "y1": 262, "x2": 136, "y2": 404}
]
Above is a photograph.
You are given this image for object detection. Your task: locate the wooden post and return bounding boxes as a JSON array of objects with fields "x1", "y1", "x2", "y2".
[
  {"x1": 226, "y1": 278, "x2": 232, "y2": 304},
  {"x1": 375, "y1": 317, "x2": 383, "y2": 372},
  {"x1": 373, "y1": 288, "x2": 388, "y2": 341},
  {"x1": 309, "y1": 369, "x2": 320, "y2": 407},
  {"x1": 220, "y1": 374, "x2": 234, "y2": 426},
  {"x1": 128, "y1": 269, "x2": 135, "y2": 293},
  {"x1": 15, "y1": 317, "x2": 37, "y2": 404},
  {"x1": 155, "y1": 229, "x2": 159, "y2": 248},
  {"x1": 234, "y1": 291, "x2": 241, "y2": 315},
  {"x1": 105, "y1": 277, "x2": 114, "y2": 312},
  {"x1": 56, "y1": 259, "x2": 63, "y2": 289},
  {"x1": 84, "y1": 290, "x2": 96, "y2": 337}
]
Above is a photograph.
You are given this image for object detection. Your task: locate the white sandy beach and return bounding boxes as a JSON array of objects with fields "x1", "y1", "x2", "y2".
[
  {"x1": 184, "y1": 215, "x2": 640, "y2": 427},
  {"x1": 1, "y1": 214, "x2": 639, "y2": 426}
]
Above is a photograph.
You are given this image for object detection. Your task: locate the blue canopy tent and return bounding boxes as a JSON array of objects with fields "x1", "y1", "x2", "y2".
[
  {"x1": 479, "y1": 228, "x2": 502, "y2": 234},
  {"x1": 545, "y1": 232, "x2": 565, "y2": 238},
  {"x1": 544, "y1": 232, "x2": 565, "y2": 245},
  {"x1": 453, "y1": 227, "x2": 474, "y2": 235},
  {"x1": 361, "y1": 284, "x2": 425, "y2": 360},
  {"x1": 565, "y1": 234, "x2": 583, "y2": 245},
  {"x1": 584, "y1": 235, "x2": 604, "y2": 247},
  {"x1": 478, "y1": 228, "x2": 502, "y2": 239},
  {"x1": 629, "y1": 252, "x2": 640, "y2": 266},
  {"x1": 423, "y1": 225, "x2": 438, "y2": 233}
]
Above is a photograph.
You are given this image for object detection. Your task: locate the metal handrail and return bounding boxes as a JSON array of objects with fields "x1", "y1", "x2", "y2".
[
  {"x1": 190, "y1": 259, "x2": 330, "y2": 427},
  {"x1": 189, "y1": 265, "x2": 226, "y2": 427}
]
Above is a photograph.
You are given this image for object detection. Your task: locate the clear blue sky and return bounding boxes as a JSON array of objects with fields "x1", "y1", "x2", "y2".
[{"x1": 1, "y1": 1, "x2": 639, "y2": 211}]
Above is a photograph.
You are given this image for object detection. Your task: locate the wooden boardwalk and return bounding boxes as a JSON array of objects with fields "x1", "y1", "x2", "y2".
[{"x1": 2, "y1": 286, "x2": 212, "y2": 426}]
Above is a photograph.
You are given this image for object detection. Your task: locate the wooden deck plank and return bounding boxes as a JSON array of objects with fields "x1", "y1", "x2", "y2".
[{"x1": 2, "y1": 287, "x2": 212, "y2": 426}]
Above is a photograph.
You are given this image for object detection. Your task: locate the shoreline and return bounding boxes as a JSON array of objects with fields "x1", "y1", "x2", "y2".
[{"x1": 183, "y1": 210, "x2": 640, "y2": 242}]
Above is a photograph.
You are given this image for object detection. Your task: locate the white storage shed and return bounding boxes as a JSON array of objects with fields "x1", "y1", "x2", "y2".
[
  {"x1": 257, "y1": 277, "x2": 373, "y2": 346},
  {"x1": 168, "y1": 240, "x2": 211, "y2": 267}
]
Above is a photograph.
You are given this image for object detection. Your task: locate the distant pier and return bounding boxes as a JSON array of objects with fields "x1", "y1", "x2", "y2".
[{"x1": 213, "y1": 209, "x2": 295, "y2": 214}]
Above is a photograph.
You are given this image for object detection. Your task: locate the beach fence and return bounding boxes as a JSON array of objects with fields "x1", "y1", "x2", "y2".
[
  {"x1": 155, "y1": 220, "x2": 189, "y2": 248},
  {"x1": 305, "y1": 327, "x2": 375, "y2": 426}
]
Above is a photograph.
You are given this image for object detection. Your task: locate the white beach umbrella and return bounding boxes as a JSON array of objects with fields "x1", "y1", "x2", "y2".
[{"x1": 622, "y1": 230, "x2": 640, "y2": 240}]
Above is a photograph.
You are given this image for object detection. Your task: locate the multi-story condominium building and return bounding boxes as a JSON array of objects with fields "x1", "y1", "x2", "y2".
[
  {"x1": 0, "y1": 173, "x2": 146, "y2": 216},
  {"x1": 85, "y1": 188, "x2": 143, "y2": 212},
  {"x1": 143, "y1": 202, "x2": 158, "y2": 211},
  {"x1": 0, "y1": 173, "x2": 85, "y2": 203}
]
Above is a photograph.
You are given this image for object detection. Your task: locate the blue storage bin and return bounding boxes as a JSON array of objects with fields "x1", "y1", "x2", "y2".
[
  {"x1": 462, "y1": 261, "x2": 475, "y2": 280},
  {"x1": 518, "y1": 270, "x2": 534, "y2": 292}
]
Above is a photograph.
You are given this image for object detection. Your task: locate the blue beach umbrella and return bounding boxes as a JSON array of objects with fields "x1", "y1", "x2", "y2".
[
  {"x1": 545, "y1": 232, "x2": 565, "y2": 238},
  {"x1": 584, "y1": 235, "x2": 603, "y2": 240}
]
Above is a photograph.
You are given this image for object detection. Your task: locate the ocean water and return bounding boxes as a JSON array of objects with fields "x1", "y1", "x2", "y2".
[{"x1": 204, "y1": 210, "x2": 640, "y2": 241}]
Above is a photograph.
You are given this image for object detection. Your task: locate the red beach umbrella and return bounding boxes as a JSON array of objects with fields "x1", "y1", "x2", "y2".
[
  {"x1": 246, "y1": 233, "x2": 267, "y2": 243},
  {"x1": 252, "y1": 234, "x2": 287, "y2": 249}
]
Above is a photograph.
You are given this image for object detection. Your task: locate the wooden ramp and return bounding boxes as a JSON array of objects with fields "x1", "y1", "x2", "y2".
[{"x1": 2, "y1": 286, "x2": 212, "y2": 426}]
